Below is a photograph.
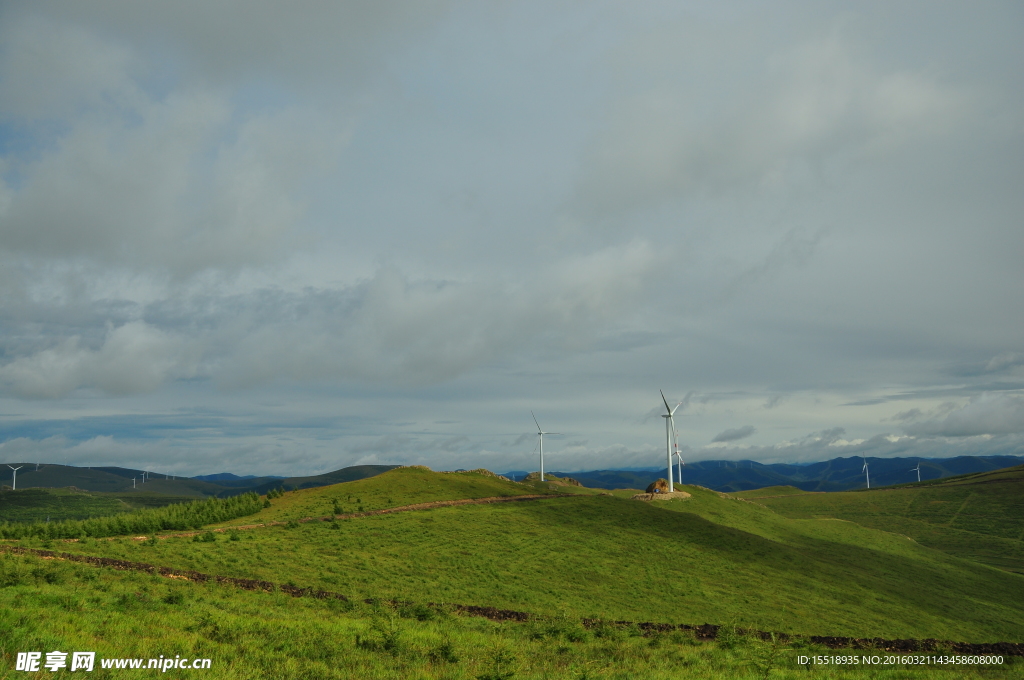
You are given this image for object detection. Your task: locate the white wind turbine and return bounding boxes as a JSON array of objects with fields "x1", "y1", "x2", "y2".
[
  {"x1": 911, "y1": 462, "x2": 921, "y2": 482},
  {"x1": 8, "y1": 465, "x2": 23, "y2": 491},
  {"x1": 531, "y1": 412, "x2": 560, "y2": 482},
  {"x1": 660, "y1": 390, "x2": 682, "y2": 492},
  {"x1": 862, "y1": 458, "x2": 870, "y2": 489}
]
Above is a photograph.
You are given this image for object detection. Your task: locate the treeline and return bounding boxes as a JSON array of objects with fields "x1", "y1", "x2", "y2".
[{"x1": 0, "y1": 492, "x2": 263, "y2": 540}]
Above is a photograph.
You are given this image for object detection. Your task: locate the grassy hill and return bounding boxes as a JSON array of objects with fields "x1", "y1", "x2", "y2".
[
  {"x1": 3, "y1": 466, "x2": 1024, "y2": 678},
  {"x1": 28, "y1": 467, "x2": 1024, "y2": 643},
  {"x1": 234, "y1": 466, "x2": 549, "y2": 523},
  {"x1": 743, "y1": 464, "x2": 1024, "y2": 574}
]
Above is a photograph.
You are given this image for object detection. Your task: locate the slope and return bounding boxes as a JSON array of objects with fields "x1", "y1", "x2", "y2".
[
  {"x1": 40, "y1": 470, "x2": 1024, "y2": 642},
  {"x1": 746, "y1": 465, "x2": 1024, "y2": 573}
]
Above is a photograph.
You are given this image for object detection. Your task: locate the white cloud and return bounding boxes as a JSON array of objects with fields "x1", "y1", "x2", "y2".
[
  {"x1": 219, "y1": 241, "x2": 662, "y2": 387},
  {"x1": 578, "y1": 28, "x2": 965, "y2": 214},
  {"x1": 0, "y1": 321, "x2": 201, "y2": 398}
]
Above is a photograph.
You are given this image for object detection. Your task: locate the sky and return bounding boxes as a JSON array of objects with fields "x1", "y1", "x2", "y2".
[{"x1": 1, "y1": 1, "x2": 1022, "y2": 476}]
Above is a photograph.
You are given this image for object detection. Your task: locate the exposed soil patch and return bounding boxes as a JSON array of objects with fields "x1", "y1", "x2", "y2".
[{"x1": 631, "y1": 491, "x2": 691, "y2": 501}]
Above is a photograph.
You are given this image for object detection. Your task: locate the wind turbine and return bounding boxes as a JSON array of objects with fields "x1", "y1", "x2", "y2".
[
  {"x1": 660, "y1": 390, "x2": 681, "y2": 492},
  {"x1": 531, "y1": 412, "x2": 559, "y2": 482},
  {"x1": 673, "y1": 451, "x2": 684, "y2": 486},
  {"x1": 133, "y1": 477, "x2": 137, "y2": 489},
  {"x1": 7, "y1": 465, "x2": 23, "y2": 491},
  {"x1": 911, "y1": 462, "x2": 921, "y2": 482},
  {"x1": 862, "y1": 458, "x2": 870, "y2": 489}
]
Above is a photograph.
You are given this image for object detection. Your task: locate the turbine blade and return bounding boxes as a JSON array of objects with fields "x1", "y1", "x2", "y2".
[
  {"x1": 660, "y1": 389, "x2": 672, "y2": 413},
  {"x1": 531, "y1": 411, "x2": 541, "y2": 433}
]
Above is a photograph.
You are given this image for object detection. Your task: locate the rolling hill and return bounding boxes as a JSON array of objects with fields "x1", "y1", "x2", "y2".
[
  {"x1": 34, "y1": 466, "x2": 1024, "y2": 642},
  {"x1": 740, "y1": 464, "x2": 1024, "y2": 574}
]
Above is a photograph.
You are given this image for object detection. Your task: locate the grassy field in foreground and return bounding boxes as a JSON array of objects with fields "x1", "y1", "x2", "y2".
[
  {"x1": 31, "y1": 470, "x2": 1024, "y2": 642},
  {"x1": 1, "y1": 550, "x2": 1020, "y2": 680},
  {"x1": 739, "y1": 466, "x2": 1024, "y2": 574}
]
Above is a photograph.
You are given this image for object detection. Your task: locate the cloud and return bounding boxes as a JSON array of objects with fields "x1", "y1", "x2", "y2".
[
  {"x1": 985, "y1": 352, "x2": 1024, "y2": 373},
  {"x1": 577, "y1": 27, "x2": 965, "y2": 214},
  {"x1": 0, "y1": 321, "x2": 201, "y2": 398},
  {"x1": 218, "y1": 242, "x2": 661, "y2": 387},
  {"x1": 901, "y1": 393, "x2": 1024, "y2": 437},
  {"x1": 0, "y1": 240, "x2": 662, "y2": 398},
  {"x1": 0, "y1": 13, "x2": 353, "y2": 275},
  {"x1": 711, "y1": 425, "x2": 756, "y2": 443}
]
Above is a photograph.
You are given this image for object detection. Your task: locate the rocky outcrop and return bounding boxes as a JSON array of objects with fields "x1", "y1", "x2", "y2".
[{"x1": 645, "y1": 479, "x2": 670, "y2": 494}]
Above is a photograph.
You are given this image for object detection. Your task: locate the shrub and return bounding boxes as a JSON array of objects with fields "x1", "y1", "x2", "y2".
[{"x1": 163, "y1": 591, "x2": 185, "y2": 605}]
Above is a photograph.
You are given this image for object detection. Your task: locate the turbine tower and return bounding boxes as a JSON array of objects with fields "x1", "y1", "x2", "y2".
[
  {"x1": 531, "y1": 412, "x2": 559, "y2": 482},
  {"x1": 911, "y1": 462, "x2": 921, "y2": 482},
  {"x1": 7, "y1": 465, "x2": 23, "y2": 491},
  {"x1": 673, "y1": 450, "x2": 684, "y2": 486},
  {"x1": 862, "y1": 458, "x2": 870, "y2": 489},
  {"x1": 660, "y1": 390, "x2": 682, "y2": 493}
]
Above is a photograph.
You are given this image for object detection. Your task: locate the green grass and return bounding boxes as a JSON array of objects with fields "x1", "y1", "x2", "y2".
[
  {"x1": 732, "y1": 486, "x2": 812, "y2": 499},
  {"x1": 226, "y1": 467, "x2": 552, "y2": 525},
  {"x1": 1, "y1": 550, "x2": 1020, "y2": 680},
  {"x1": 744, "y1": 465, "x2": 1024, "y2": 573},
  {"x1": 35, "y1": 475, "x2": 1024, "y2": 642}
]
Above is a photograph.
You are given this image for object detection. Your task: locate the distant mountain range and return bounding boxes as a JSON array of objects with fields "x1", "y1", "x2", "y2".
[
  {"x1": 192, "y1": 473, "x2": 285, "y2": 482},
  {"x1": 539, "y1": 454, "x2": 1024, "y2": 492},
  {"x1": 0, "y1": 464, "x2": 398, "y2": 497},
  {"x1": 4, "y1": 454, "x2": 1023, "y2": 497}
]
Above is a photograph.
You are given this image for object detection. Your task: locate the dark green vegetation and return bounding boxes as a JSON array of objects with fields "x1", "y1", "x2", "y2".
[
  {"x1": 0, "y1": 462, "x2": 396, "y2": 497},
  {"x1": 554, "y1": 455, "x2": 1024, "y2": 492},
  {"x1": 0, "y1": 487, "x2": 202, "y2": 523},
  {"x1": 1, "y1": 550, "x2": 1020, "y2": 680},
  {"x1": 744, "y1": 465, "x2": 1024, "y2": 574},
  {"x1": 0, "y1": 493, "x2": 262, "y2": 539},
  {"x1": 34, "y1": 468, "x2": 1024, "y2": 642}
]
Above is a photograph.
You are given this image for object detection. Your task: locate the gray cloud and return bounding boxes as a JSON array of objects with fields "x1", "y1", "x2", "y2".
[
  {"x1": 0, "y1": 2, "x2": 1022, "y2": 474},
  {"x1": 901, "y1": 393, "x2": 1024, "y2": 437},
  {"x1": 712, "y1": 425, "x2": 757, "y2": 443}
]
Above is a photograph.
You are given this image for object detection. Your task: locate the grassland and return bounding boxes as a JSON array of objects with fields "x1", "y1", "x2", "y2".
[
  {"x1": 1, "y1": 549, "x2": 1020, "y2": 680},
  {"x1": 3, "y1": 466, "x2": 1024, "y2": 678},
  {"x1": 21, "y1": 468, "x2": 1024, "y2": 643},
  {"x1": 742, "y1": 465, "x2": 1024, "y2": 574}
]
